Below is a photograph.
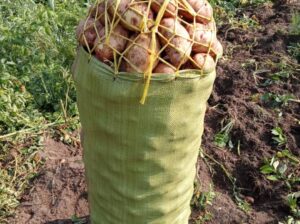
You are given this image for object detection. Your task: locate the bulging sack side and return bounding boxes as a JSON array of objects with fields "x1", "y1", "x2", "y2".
[{"x1": 73, "y1": 47, "x2": 216, "y2": 224}]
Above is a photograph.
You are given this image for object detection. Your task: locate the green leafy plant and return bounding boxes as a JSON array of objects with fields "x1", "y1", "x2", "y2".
[
  {"x1": 191, "y1": 183, "x2": 216, "y2": 223},
  {"x1": 260, "y1": 149, "x2": 300, "y2": 187},
  {"x1": 209, "y1": 0, "x2": 269, "y2": 27},
  {"x1": 192, "y1": 185, "x2": 216, "y2": 211},
  {"x1": 258, "y1": 62, "x2": 294, "y2": 87},
  {"x1": 270, "y1": 70, "x2": 290, "y2": 81},
  {"x1": 288, "y1": 42, "x2": 300, "y2": 62},
  {"x1": 288, "y1": 11, "x2": 300, "y2": 63},
  {"x1": 272, "y1": 127, "x2": 287, "y2": 146},
  {"x1": 290, "y1": 12, "x2": 300, "y2": 35},
  {"x1": 261, "y1": 93, "x2": 294, "y2": 108},
  {"x1": 287, "y1": 192, "x2": 300, "y2": 219},
  {"x1": 260, "y1": 156, "x2": 288, "y2": 181},
  {"x1": 213, "y1": 120, "x2": 234, "y2": 148}
]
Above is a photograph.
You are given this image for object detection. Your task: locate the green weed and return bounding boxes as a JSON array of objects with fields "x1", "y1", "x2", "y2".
[
  {"x1": 288, "y1": 11, "x2": 300, "y2": 63},
  {"x1": 260, "y1": 149, "x2": 300, "y2": 188},
  {"x1": 269, "y1": 62, "x2": 292, "y2": 82},
  {"x1": 191, "y1": 183, "x2": 216, "y2": 223},
  {"x1": 260, "y1": 149, "x2": 300, "y2": 223},
  {"x1": 288, "y1": 42, "x2": 300, "y2": 62},
  {"x1": 272, "y1": 127, "x2": 287, "y2": 146},
  {"x1": 192, "y1": 184, "x2": 216, "y2": 211},
  {"x1": 210, "y1": 0, "x2": 271, "y2": 26},
  {"x1": 213, "y1": 120, "x2": 234, "y2": 149},
  {"x1": 287, "y1": 192, "x2": 300, "y2": 220},
  {"x1": 261, "y1": 93, "x2": 294, "y2": 108},
  {"x1": 290, "y1": 12, "x2": 300, "y2": 35}
]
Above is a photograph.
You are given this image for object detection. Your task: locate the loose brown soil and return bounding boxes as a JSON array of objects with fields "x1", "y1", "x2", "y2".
[
  {"x1": 8, "y1": 139, "x2": 89, "y2": 224},
  {"x1": 196, "y1": 2, "x2": 300, "y2": 223},
  {"x1": 9, "y1": 1, "x2": 299, "y2": 224}
]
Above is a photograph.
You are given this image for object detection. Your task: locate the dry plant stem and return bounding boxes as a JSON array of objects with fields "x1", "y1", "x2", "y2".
[
  {"x1": 289, "y1": 98, "x2": 300, "y2": 103},
  {"x1": 9, "y1": 155, "x2": 18, "y2": 186},
  {"x1": 0, "y1": 121, "x2": 64, "y2": 140},
  {"x1": 202, "y1": 150, "x2": 234, "y2": 184}
]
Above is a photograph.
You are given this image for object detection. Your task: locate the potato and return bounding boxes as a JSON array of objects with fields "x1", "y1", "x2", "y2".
[
  {"x1": 153, "y1": 63, "x2": 176, "y2": 74},
  {"x1": 151, "y1": 0, "x2": 176, "y2": 18},
  {"x1": 159, "y1": 18, "x2": 192, "y2": 67},
  {"x1": 122, "y1": 34, "x2": 160, "y2": 73},
  {"x1": 192, "y1": 53, "x2": 215, "y2": 73},
  {"x1": 186, "y1": 22, "x2": 216, "y2": 53},
  {"x1": 94, "y1": 24, "x2": 129, "y2": 62},
  {"x1": 210, "y1": 39, "x2": 223, "y2": 59},
  {"x1": 89, "y1": 2, "x2": 106, "y2": 25},
  {"x1": 196, "y1": 37, "x2": 223, "y2": 59},
  {"x1": 109, "y1": 0, "x2": 154, "y2": 31},
  {"x1": 188, "y1": 32, "x2": 223, "y2": 60},
  {"x1": 179, "y1": 0, "x2": 213, "y2": 24},
  {"x1": 108, "y1": 0, "x2": 129, "y2": 15},
  {"x1": 76, "y1": 18, "x2": 102, "y2": 48}
]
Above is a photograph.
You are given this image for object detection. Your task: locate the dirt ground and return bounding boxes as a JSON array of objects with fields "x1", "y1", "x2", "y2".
[
  {"x1": 9, "y1": 1, "x2": 299, "y2": 224},
  {"x1": 200, "y1": 2, "x2": 300, "y2": 223},
  {"x1": 9, "y1": 138, "x2": 89, "y2": 224}
]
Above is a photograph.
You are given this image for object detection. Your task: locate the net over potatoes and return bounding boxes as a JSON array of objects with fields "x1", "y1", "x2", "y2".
[{"x1": 76, "y1": 0, "x2": 223, "y2": 103}]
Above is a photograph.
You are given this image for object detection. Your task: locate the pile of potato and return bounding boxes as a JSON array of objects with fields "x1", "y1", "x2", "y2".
[{"x1": 76, "y1": 0, "x2": 223, "y2": 74}]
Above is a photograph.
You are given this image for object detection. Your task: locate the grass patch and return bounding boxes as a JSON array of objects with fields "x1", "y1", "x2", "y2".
[
  {"x1": 288, "y1": 11, "x2": 300, "y2": 63},
  {"x1": 290, "y1": 11, "x2": 300, "y2": 35},
  {"x1": 211, "y1": 0, "x2": 271, "y2": 27}
]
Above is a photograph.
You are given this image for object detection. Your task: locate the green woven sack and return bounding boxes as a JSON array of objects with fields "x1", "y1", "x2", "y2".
[{"x1": 73, "y1": 47, "x2": 216, "y2": 224}]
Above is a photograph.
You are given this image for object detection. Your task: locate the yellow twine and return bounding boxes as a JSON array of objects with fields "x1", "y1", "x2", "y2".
[{"x1": 140, "y1": 0, "x2": 170, "y2": 104}]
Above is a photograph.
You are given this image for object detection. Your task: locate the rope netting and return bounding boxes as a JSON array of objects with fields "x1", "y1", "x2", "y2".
[{"x1": 76, "y1": 0, "x2": 223, "y2": 104}]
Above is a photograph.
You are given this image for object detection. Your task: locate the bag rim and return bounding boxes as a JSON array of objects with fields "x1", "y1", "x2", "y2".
[{"x1": 76, "y1": 46, "x2": 216, "y2": 83}]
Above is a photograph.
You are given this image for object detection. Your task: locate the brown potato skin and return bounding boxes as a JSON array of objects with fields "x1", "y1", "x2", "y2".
[
  {"x1": 186, "y1": 22, "x2": 216, "y2": 53},
  {"x1": 210, "y1": 39, "x2": 223, "y2": 59},
  {"x1": 159, "y1": 18, "x2": 192, "y2": 67},
  {"x1": 194, "y1": 37, "x2": 223, "y2": 59},
  {"x1": 122, "y1": 34, "x2": 160, "y2": 73},
  {"x1": 108, "y1": 0, "x2": 129, "y2": 15},
  {"x1": 109, "y1": 0, "x2": 154, "y2": 31},
  {"x1": 76, "y1": 18, "x2": 102, "y2": 48},
  {"x1": 89, "y1": 2, "x2": 106, "y2": 25},
  {"x1": 179, "y1": 0, "x2": 213, "y2": 24},
  {"x1": 192, "y1": 53, "x2": 215, "y2": 73},
  {"x1": 94, "y1": 24, "x2": 129, "y2": 62},
  {"x1": 151, "y1": 0, "x2": 176, "y2": 18},
  {"x1": 153, "y1": 63, "x2": 176, "y2": 74}
]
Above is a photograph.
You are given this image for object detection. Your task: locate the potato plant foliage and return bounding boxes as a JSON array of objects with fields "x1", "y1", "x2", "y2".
[{"x1": 0, "y1": 0, "x2": 87, "y2": 219}]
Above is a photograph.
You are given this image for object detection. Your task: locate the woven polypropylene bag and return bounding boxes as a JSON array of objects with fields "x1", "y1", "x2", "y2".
[{"x1": 72, "y1": 47, "x2": 216, "y2": 224}]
